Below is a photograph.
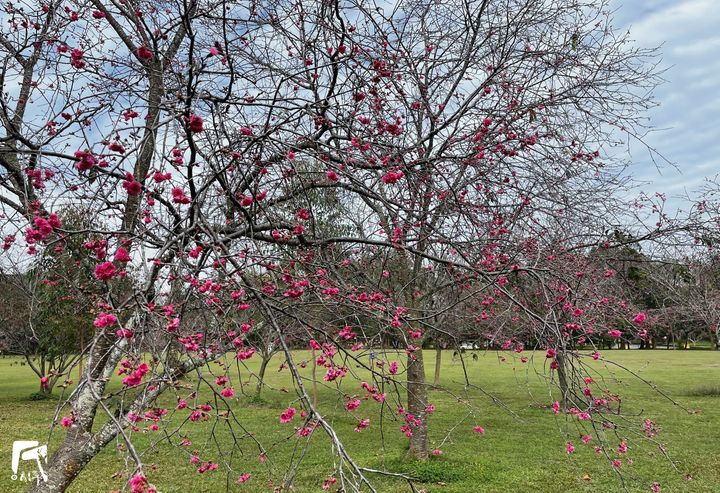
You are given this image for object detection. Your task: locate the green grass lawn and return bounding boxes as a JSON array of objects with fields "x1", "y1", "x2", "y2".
[{"x1": 1, "y1": 350, "x2": 719, "y2": 492}]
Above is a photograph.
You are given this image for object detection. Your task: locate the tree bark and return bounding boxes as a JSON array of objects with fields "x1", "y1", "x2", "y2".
[
  {"x1": 27, "y1": 425, "x2": 114, "y2": 493},
  {"x1": 556, "y1": 352, "x2": 570, "y2": 408},
  {"x1": 255, "y1": 355, "x2": 271, "y2": 398},
  {"x1": 311, "y1": 348, "x2": 318, "y2": 407},
  {"x1": 28, "y1": 348, "x2": 222, "y2": 492},
  {"x1": 433, "y1": 346, "x2": 442, "y2": 386},
  {"x1": 407, "y1": 347, "x2": 428, "y2": 460}
]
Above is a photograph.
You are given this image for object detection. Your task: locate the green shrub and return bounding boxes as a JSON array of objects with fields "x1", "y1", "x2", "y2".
[{"x1": 28, "y1": 391, "x2": 52, "y2": 401}]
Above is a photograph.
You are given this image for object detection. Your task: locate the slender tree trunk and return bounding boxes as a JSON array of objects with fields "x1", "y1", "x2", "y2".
[
  {"x1": 78, "y1": 328, "x2": 84, "y2": 380},
  {"x1": 311, "y1": 348, "x2": 318, "y2": 407},
  {"x1": 407, "y1": 348, "x2": 428, "y2": 460},
  {"x1": 255, "y1": 355, "x2": 271, "y2": 398},
  {"x1": 433, "y1": 346, "x2": 442, "y2": 386},
  {"x1": 556, "y1": 352, "x2": 571, "y2": 408}
]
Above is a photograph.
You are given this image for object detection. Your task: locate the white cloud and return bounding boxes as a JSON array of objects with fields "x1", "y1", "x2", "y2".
[{"x1": 612, "y1": 0, "x2": 720, "y2": 203}]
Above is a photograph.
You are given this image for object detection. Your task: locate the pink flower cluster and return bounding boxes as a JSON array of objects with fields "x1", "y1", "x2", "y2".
[
  {"x1": 94, "y1": 261, "x2": 117, "y2": 281},
  {"x1": 279, "y1": 407, "x2": 296, "y2": 423},
  {"x1": 120, "y1": 362, "x2": 150, "y2": 387},
  {"x1": 93, "y1": 312, "x2": 118, "y2": 328}
]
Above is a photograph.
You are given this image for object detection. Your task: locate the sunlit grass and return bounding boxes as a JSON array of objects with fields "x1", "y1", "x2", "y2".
[{"x1": 0, "y1": 350, "x2": 719, "y2": 492}]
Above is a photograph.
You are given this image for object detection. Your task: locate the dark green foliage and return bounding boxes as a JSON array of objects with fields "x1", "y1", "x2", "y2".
[{"x1": 27, "y1": 390, "x2": 53, "y2": 401}]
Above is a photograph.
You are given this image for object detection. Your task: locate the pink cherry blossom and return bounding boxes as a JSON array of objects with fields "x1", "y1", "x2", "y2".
[
  {"x1": 187, "y1": 114, "x2": 204, "y2": 133},
  {"x1": 93, "y1": 312, "x2": 118, "y2": 328},
  {"x1": 279, "y1": 407, "x2": 296, "y2": 423},
  {"x1": 114, "y1": 247, "x2": 132, "y2": 262},
  {"x1": 136, "y1": 46, "x2": 154, "y2": 61},
  {"x1": 122, "y1": 173, "x2": 142, "y2": 196},
  {"x1": 94, "y1": 261, "x2": 116, "y2": 281}
]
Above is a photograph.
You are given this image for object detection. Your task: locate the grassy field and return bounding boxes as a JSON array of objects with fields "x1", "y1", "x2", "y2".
[{"x1": 0, "y1": 350, "x2": 719, "y2": 493}]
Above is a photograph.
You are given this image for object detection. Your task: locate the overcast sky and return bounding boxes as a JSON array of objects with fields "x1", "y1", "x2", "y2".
[{"x1": 611, "y1": 0, "x2": 720, "y2": 205}]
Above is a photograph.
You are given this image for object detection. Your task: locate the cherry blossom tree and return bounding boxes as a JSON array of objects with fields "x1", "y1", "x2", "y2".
[{"x1": 0, "y1": 0, "x2": 692, "y2": 491}]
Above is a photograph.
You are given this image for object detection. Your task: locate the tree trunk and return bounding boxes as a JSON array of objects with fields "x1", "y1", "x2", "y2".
[
  {"x1": 78, "y1": 329, "x2": 84, "y2": 380},
  {"x1": 311, "y1": 348, "x2": 318, "y2": 407},
  {"x1": 27, "y1": 427, "x2": 108, "y2": 493},
  {"x1": 28, "y1": 345, "x2": 223, "y2": 492},
  {"x1": 407, "y1": 347, "x2": 428, "y2": 460},
  {"x1": 433, "y1": 346, "x2": 442, "y2": 386},
  {"x1": 255, "y1": 355, "x2": 271, "y2": 398},
  {"x1": 556, "y1": 351, "x2": 570, "y2": 408}
]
